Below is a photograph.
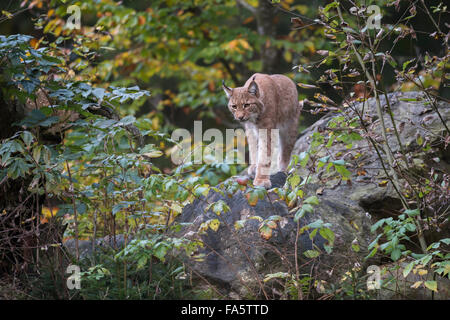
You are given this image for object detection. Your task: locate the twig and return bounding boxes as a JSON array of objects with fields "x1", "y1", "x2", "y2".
[
  {"x1": 236, "y1": 0, "x2": 256, "y2": 14},
  {"x1": 65, "y1": 160, "x2": 79, "y2": 261}
]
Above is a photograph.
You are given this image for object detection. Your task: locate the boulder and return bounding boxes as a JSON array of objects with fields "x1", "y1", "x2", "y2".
[{"x1": 177, "y1": 91, "x2": 450, "y2": 298}]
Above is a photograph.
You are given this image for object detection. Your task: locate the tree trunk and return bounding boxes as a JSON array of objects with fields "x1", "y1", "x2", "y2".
[
  {"x1": 255, "y1": 1, "x2": 280, "y2": 74},
  {"x1": 237, "y1": 0, "x2": 281, "y2": 74}
]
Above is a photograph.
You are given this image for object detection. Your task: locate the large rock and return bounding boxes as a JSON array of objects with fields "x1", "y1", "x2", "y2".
[{"x1": 177, "y1": 91, "x2": 450, "y2": 298}]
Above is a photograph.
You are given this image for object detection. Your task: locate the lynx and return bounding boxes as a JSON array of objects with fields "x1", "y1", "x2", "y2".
[{"x1": 223, "y1": 73, "x2": 302, "y2": 188}]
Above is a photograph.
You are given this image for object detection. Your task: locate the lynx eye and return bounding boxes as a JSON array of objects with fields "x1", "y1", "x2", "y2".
[
  {"x1": 231, "y1": 104, "x2": 237, "y2": 109},
  {"x1": 244, "y1": 103, "x2": 250, "y2": 108}
]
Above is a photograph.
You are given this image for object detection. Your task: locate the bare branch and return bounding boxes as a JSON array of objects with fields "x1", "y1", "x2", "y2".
[{"x1": 236, "y1": 0, "x2": 256, "y2": 14}]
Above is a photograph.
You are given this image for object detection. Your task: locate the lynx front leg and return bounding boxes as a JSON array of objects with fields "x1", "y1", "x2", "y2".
[
  {"x1": 278, "y1": 121, "x2": 298, "y2": 172},
  {"x1": 254, "y1": 128, "x2": 273, "y2": 188},
  {"x1": 245, "y1": 127, "x2": 258, "y2": 178}
]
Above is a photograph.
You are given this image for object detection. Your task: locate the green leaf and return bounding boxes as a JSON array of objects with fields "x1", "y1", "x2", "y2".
[
  {"x1": 405, "y1": 209, "x2": 420, "y2": 217},
  {"x1": 318, "y1": 155, "x2": 330, "y2": 164},
  {"x1": 323, "y1": 244, "x2": 333, "y2": 254},
  {"x1": 365, "y1": 247, "x2": 377, "y2": 259},
  {"x1": 403, "y1": 261, "x2": 415, "y2": 278},
  {"x1": 331, "y1": 159, "x2": 346, "y2": 166},
  {"x1": 306, "y1": 219, "x2": 324, "y2": 229},
  {"x1": 289, "y1": 174, "x2": 300, "y2": 189},
  {"x1": 309, "y1": 228, "x2": 318, "y2": 240},
  {"x1": 7, "y1": 158, "x2": 32, "y2": 179},
  {"x1": 298, "y1": 151, "x2": 309, "y2": 167},
  {"x1": 294, "y1": 208, "x2": 306, "y2": 222},
  {"x1": 92, "y1": 87, "x2": 106, "y2": 100},
  {"x1": 208, "y1": 200, "x2": 230, "y2": 215},
  {"x1": 32, "y1": 146, "x2": 42, "y2": 163},
  {"x1": 371, "y1": 219, "x2": 385, "y2": 233},
  {"x1": 263, "y1": 272, "x2": 290, "y2": 282},
  {"x1": 424, "y1": 281, "x2": 437, "y2": 292},
  {"x1": 137, "y1": 256, "x2": 148, "y2": 270},
  {"x1": 319, "y1": 228, "x2": 335, "y2": 244},
  {"x1": 194, "y1": 186, "x2": 210, "y2": 197},
  {"x1": 391, "y1": 248, "x2": 402, "y2": 261},
  {"x1": 334, "y1": 164, "x2": 351, "y2": 179},
  {"x1": 368, "y1": 234, "x2": 382, "y2": 250},
  {"x1": 304, "y1": 195, "x2": 319, "y2": 206},
  {"x1": 18, "y1": 109, "x2": 59, "y2": 128},
  {"x1": 304, "y1": 250, "x2": 320, "y2": 258},
  {"x1": 302, "y1": 203, "x2": 314, "y2": 214},
  {"x1": 402, "y1": 58, "x2": 415, "y2": 71},
  {"x1": 21, "y1": 131, "x2": 34, "y2": 147},
  {"x1": 153, "y1": 242, "x2": 169, "y2": 262},
  {"x1": 112, "y1": 202, "x2": 130, "y2": 215}
]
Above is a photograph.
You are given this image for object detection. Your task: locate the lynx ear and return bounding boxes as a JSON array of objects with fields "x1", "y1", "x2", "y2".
[
  {"x1": 222, "y1": 80, "x2": 233, "y2": 98},
  {"x1": 248, "y1": 77, "x2": 259, "y2": 97}
]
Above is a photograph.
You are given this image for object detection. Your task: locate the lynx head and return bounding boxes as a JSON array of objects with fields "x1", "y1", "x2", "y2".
[{"x1": 222, "y1": 77, "x2": 262, "y2": 123}]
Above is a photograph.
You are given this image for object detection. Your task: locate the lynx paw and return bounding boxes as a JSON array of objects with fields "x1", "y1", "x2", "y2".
[{"x1": 253, "y1": 177, "x2": 272, "y2": 189}]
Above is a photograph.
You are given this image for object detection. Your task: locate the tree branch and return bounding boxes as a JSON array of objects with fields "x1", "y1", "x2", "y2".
[
  {"x1": 219, "y1": 58, "x2": 240, "y2": 85},
  {"x1": 236, "y1": 0, "x2": 256, "y2": 14},
  {"x1": 88, "y1": 102, "x2": 144, "y2": 148}
]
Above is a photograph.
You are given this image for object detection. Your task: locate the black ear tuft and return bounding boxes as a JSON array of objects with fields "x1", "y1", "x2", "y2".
[
  {"x1": 222, "y1": 80, "x2": 233, "y2": 98},
  {"x1": 248, "y1": 78, "x2": 259, "y2": 96}
]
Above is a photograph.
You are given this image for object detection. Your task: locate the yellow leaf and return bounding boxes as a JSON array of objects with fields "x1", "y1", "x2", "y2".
[
  {"x1": 29, "y1": 38, "x2": 40, "y2": 49},
  {"x1": 1, "y1": 10, "x2": 13, "y2": 19},
  {"x1": 223, "y1": 39, "x2": 251, "y2": 54},
  {"x1": 350, "y1": 220, "x2": 359, "y2": 230},
  {"x1": 444, "y1": 264, "x2": 450, "y2": 276},
  {"x1": 297, "y1": 83, "x2": 318, "y2": 89},
  {"x1": 42, "y1": 206, "x2": 58, "y2": 218},
  {"x1": 410, "y1": 281, "x2": 422, "y2": 289},
  {"x1": 246, "y1": 192, "x2": 259, "y2": 206},
  {"x1": 418, "y1": 269, "x2": 428, "y2": 276},
  {"x1": 259, "y1": 225, "x2": 273, "y2": 240},
  {"x1": 284, "y1": 50, "x2": 292, "y2": 62},
  {"x1": 249, "y1": 216, "x2": 263, "y2": 222},
  {"x1": 378, "y1": 180, "x2": 388, "y2": 187},
  {"x1": 209, "y1": 219, "x2": 220, "y2": 232},
  {"x1": 234, "y1": 220, "x2": 245, "y2": 230}
]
